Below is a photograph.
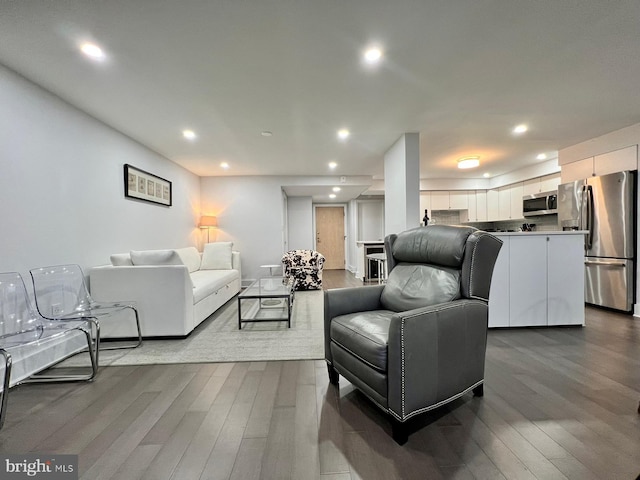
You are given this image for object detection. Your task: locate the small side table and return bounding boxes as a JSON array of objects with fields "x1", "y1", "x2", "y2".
[{"x1": 366, "y1": 253, "x2": 387, "y2": 284}]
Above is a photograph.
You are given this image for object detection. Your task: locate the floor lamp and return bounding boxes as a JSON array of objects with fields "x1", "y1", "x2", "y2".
[{"x1": 199, "y1": 215, "x2": 217, "y2": 244}]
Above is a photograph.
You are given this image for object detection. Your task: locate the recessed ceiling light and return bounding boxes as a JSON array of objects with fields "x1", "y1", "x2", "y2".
[
  {"x1": 483, "y1": 172, "x2": 491, "y2": 178},
  {"x1": 80, "y1": 42, "x2": 106, "y2": 61},
  {"x1": 329, "y1": 194, "x2": 337, "y2": 199},
  {"x1": 220, "y1": 162, "x2": 229, "y2": 169},
  {"x1": 364, "y1": 47, "x2": 383, "y2": 64},
  {"x1": 337, "y1": 129, "x2": 350, "y2": 140},
  {"x1": 332, "y1": 187, "x2": 341, "y2": 192},
  {"x1": 328, "y1": 162, "x2": 338, "y2": 169},
  {"x1": 513, "y1": 124, "x2": 528, "y2": 134},
  {"x1": 261, "y1": 131, "x2": 273, "y2": 137},
  {"x1": 457, "y1": 156, "x2": 480, "y2": 169},
  {"x1": 182, "y1": 130, "x2": 196, "y2": 140},
  {"x1": 536, "y1": 153, "x2": 547, "y2": 160}
]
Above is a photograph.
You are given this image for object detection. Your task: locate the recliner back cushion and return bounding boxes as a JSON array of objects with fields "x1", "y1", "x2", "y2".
[
  {"x1": 380, "y1": 263, "x2": 461, "y2": 312},
  {"x1": 391, "y1": 225, "x2": 474, "y2": 268}
]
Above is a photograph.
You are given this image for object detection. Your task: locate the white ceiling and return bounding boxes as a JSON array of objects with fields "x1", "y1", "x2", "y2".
[{"x1": 2, "y1": 1, "x2": 640, "y2": 198}]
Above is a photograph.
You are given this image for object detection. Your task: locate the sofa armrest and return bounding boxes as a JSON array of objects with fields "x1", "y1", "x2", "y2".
[
  {"x1": 89, "y1": 264, "x2": 194, "y2": 337},
  {"x1": 232, "y1": 251, "x2": 241, "y2": 279},
  {"x1": 386, "y1": 299, "x2": 488, "y2": 421},
  {"x1": 324, "y1": 285, "x2": 385, "y2": 364}
]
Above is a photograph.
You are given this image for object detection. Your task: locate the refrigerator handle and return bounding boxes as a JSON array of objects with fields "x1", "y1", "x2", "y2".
[{"x1": 586, "y1": 185, "x2": 594, "y2": 250}]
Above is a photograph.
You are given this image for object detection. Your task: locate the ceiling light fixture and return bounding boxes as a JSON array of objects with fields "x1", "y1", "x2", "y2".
[
  {"x1": 457, "y1": 156, "x2": 480, "y2": 169},
  {"x1": 329, "y1": 194, "x2": 336, "y2": 199},
  {"x1": 261, "y1": 131, "x2": 272, "y2": 137},
  {"x1": 332, "y1": 187, "x2": 341, "y2": 192},
  {"x1": 328, "y1": 162, "x2": 337, "y2": 169},
  {"x1": 80, "y1": 42, "x2": 106, "y2": 61},
  {"x1": 536, "y1": 153, "x2": 547, "y2": 160},
  {"x1": 337, "y1": 129, "x2": 350, "y2": 140},
  {"x1": 182, "y1": 129, "x2": 196, "y2": 140},
  {"x1": 513, "y1": 124, "x2": 528, "y2": 134},
  {"x1": 364, "y1": 47, "x2": 383, "y2": 64},
  {"x1": 220, "y1": 162, "x2": 229, "y2": 169},
  {"x1": 483, "y1": 172, "x2": 491, "y2": 178}
]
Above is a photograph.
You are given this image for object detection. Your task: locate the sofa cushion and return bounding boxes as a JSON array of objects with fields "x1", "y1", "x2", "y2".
[
  {"x1": 380, "y1": 263, "x2": 460, "y2": 312},
  {"x1": 130, "y1": 249, "x2": 183, "y2": 266},
  {"x1": 190, "y1": 269, "x2": 240, "y2": 303},
  {"x1": 330, "y1": 310, "x2": 395, "y2": 372},
  {"x1": 201, "y1": 242, "x2": 233, "y2": 270},
  {"x1": 110, "y1": 253, "x2": 133, "y2": 266},
  {"x1": 175, "y1": 247, "x2": 201, "y2": 273}
]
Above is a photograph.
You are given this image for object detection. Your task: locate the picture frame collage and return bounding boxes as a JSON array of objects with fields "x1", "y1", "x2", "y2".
[{"x1": 124, "y1": 164, "x2": 172, "y2": 206}]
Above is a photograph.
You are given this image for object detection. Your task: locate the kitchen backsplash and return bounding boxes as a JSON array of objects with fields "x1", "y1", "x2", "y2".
[{"x1": 427, "y1": 210, "x2": 560, "y2": 231}]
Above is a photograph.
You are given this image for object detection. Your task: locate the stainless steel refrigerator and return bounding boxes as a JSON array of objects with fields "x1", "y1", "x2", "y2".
[{"x1": 557, "y1": 170, "x2": 636, "y2": 312}]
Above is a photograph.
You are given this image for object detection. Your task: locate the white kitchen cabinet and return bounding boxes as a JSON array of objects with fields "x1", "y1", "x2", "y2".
[
  {"x1": 594, "y1": 145, "x2": 637, "y2": 176},
  {"x1": 431, "y1": 191, "x2": 450, "y2": 210},
  {"x1": 476, "y1": 191, "x2": 487, "y2": 221},
  {"x1": 561, "y1": 145, "x2": 638, "y2": 183},
  {"x1": 547, "y1": 235, "x2": 585, "y2": 326},
  {"x1": 464, "y1": 192, "x2": 476, "y2": 223},
  {"x1": 510, "y1": 182, "x2": 524, "y2": 219},
  {"x1": 540, "y1": 173, "x2": 561, "y2": 192},
  {"x1": 488, "y1": 237, "x2": 510, "y2": 327},
  {"x1": 509, "y1": 236, "x2": 548, "y2": 327},
  {"x1": 488, "y1": 232, "x2": 585, "y2": 328},
  {"x1": 449, "y1": 191, "x2": 468, "y2": 210},
  {"x1": 561, "y1": 157, "x2": 594, "y2": 183},
  {"x1": 487, "y1": 189, "x2": 500, "y2": 221},
  {"x1": 498, "y1": 186, "x2": 511, "y2": 220},
  {"x1": 524, "y1": 173, "x2": 561, "y2": 195}
]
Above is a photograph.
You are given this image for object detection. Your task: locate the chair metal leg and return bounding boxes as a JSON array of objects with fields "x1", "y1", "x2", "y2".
[
  {"x1": 25, "y1": 324, "x2": 99, "y2": 383},
  {"x1": 99, "y1": 306, "x2": 143, "y2": 351},
  {"x1": 0, "y1": 350, "x2": 13, "y2": 430}
]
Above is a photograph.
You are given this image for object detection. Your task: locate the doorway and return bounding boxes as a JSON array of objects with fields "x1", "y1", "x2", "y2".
[{"x1": 315, "y1": 206, "x2": 345, "y2": 270}]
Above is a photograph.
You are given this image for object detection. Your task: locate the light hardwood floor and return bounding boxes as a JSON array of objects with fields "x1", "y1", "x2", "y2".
[{"x1": 1, "y1": 270, "x2": 639, "y2": 479}]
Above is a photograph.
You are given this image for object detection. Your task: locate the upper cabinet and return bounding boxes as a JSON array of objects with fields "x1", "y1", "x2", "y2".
[
  {"x1": 523, "y1": 173, "x2": 561, "y2": 195},
  {"x1": 430, "y1": 191, "x2": 468, "y2": 210},
  {"x1": 491, "y1": 182, "x2": 523, "y2": 221},
  {"x1": 561, "y1": 145, "x2": 638, "y2": 183},
  {"x1": 463, "y1": 191, "x2": 487, "y2": 222}
]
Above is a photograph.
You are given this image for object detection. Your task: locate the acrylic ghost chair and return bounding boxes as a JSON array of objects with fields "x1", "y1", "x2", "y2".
[
  {"x1": 30, "y1": 265, "x2": 142, "y2": 363},
  {"x1": 0, "y1": 272, "x2": 98, "y2": 429}
]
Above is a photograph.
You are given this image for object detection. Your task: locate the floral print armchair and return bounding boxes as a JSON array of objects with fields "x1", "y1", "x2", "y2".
[{"x1": 281, "y1": 250, "x2": 326, "y2": 290}]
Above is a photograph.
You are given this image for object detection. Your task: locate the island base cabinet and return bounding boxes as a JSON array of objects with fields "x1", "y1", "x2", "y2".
[
  {"x1": 488, "y1": 232, "x2": 586, "y2": 327},
  {"x1": 548, "y1": 236, "x2": 585, "y2": 325},
  {"x1": 509, "y1": 236, "x2": 548, "y2": 327},
  {"x1": 488, "y1": 237, "x2": 510, "y2": 327}
]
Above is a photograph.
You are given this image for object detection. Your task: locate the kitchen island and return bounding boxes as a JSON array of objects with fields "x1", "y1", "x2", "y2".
[{"x1": 488, "y1": 231, "x2": 587, "y2": 328}]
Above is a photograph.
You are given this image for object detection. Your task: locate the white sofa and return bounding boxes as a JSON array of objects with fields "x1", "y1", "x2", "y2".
[{"x1": 90, "y1": 244, "x2": 241, "y2": 338}]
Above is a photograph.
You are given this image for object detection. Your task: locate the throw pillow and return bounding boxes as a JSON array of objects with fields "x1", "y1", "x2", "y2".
[
  {"x1": 130, "y1": 249, "x2": 183, "y2": 266},
  {"x1": 201, "y1": 242, "x2": 233, "y2": 270},
  {"x1": 110, "y1": 253, "x2": 133, "y2": 266},
  {"x1": 175, "y1": 247, "x2": 202, "y2": 273}
]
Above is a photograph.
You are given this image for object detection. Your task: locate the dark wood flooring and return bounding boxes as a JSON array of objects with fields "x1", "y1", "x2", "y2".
[{"x1": 1, "y1": 270, "x2": 639, "y2": 479}]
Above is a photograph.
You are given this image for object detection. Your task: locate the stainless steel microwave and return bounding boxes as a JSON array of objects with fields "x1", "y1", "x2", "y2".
[{"x1": 523, "y1": 191, "x2": 558, "y2": 217}]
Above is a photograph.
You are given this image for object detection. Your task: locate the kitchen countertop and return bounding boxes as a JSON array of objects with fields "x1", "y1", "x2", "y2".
[{"x1": 490, "y1": 230, "x2": 588, "y2": 236}]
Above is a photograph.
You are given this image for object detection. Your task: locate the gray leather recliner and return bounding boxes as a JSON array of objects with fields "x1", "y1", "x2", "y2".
[{"x1": 324, "y1": 225, "x2": 503, "y2": 444}]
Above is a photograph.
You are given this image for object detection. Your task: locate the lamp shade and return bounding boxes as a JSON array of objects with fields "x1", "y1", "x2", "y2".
[{"x1": 199, "y1": 215, "x2": 218, "y2": 228}]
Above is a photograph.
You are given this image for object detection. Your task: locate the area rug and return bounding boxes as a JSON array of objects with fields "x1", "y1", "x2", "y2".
[{"x1": 61, "y1": 290, "x2": 324, "y2": 366}]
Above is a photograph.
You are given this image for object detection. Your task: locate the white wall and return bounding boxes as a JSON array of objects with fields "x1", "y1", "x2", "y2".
[
  {"x1": 0, "y1": 65, "x2": 201, "y2": 282},
  {"x1": 384, "y1": 133, "x2": 420, "y2": 235},
  {"x1": 287, "y1": 197, "x2": 313, "y2": 250},
  {"x1": 357, "y1": 200, "x2": 384, "y2": 241},
  {"x1": 200, "y1": 176, "x2": 286, "y2": 282}
]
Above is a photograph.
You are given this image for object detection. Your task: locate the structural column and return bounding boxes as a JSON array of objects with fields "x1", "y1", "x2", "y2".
[{"x1": 384, "y1": 133, "x2": 420, "y2": 236}]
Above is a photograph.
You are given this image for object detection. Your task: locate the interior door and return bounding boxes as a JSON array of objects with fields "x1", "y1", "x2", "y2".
[{"x1": 315, "y1": 206, "x2": 345, "y2": 270}]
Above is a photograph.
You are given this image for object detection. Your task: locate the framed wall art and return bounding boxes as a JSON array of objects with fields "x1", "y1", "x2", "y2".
[{"x1": 124, "y1": 164, "x2": 172, "y2": 206}]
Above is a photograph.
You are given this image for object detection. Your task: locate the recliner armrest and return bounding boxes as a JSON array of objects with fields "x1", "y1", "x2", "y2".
[
  {"x1": 324, "y1": 285, "x2": 385, "y2": 364},
  {"x1": 386, "y1": 299, "x2": 488, "y2": 421}
]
